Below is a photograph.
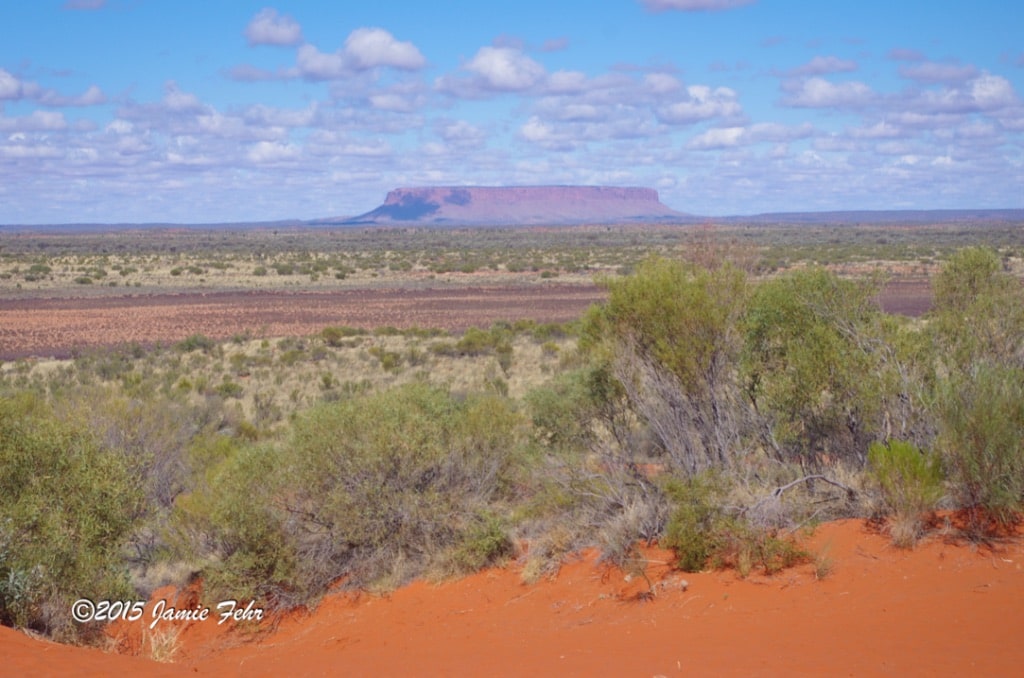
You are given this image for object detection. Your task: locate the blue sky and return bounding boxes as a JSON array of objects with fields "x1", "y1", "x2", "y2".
[{"x1": 1, "y1": 0, "x2": 1022, "y2": 223}]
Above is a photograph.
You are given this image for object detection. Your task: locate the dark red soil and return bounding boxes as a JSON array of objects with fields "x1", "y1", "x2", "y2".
[
  {"x1": 0, "y1": 281, "x2": 931, "y2": 360},
  {"x1": 0, "y1": 285, "x2": 606, "y2": 360}
]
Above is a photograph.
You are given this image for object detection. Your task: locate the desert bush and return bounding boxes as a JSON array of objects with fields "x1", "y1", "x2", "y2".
[
  {"x1": 215, "y1": 380, "x2": 244, "y2": 399},
  {"x1": 660, "y1": 473, "x2": 726, "y2": 572},
  {"x1": 936, "y1": 365, "x2": 1024, "y2": 538},
  {"x1": 743, "y1": 267, "x2": 889, "y2": 468},
  {"x1": 442, "y1": 512, "x2": 515, "y2": 575},
  {"x1": 0, "y1": 394, "x2": 143, "y2": 642},
  {"x1": 931, "y1": 246, "x2": 1024, "y2": 371},
  {"x1": 176, "y1": 334, "x2": 216, "y2": 353},
  {"x1": 586, "y1": 257, "x2": 749, "y2": 475},
  {"x1": 661, "y1": 473, "x2": 805, "y2": 575},
  {"x1": 178, "y1": 383, "x2": 526, "y2": 605},
  {"x1": 321, "y1": 325, "x2": 366, "y2": 346},
  {"x1": 868, "y1": 440, "x2": 944, "y2": 547},
  {"x1": 171, "y1": 441, "x2": 298, "y2": 606}
]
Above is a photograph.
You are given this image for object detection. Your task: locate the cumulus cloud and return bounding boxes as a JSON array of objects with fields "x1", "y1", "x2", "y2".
[
  {"x1": 0, "y1": 69, "x2": 24, "y2": 100},
  {"x1": 464, "y1": 46, "x2": 546, "y2": 91},
  {"x1": 655, "y1": 85, "x2": 742, "y2": 123},
  {"x1": 436, "y1": 119, "x2": 486, "y2": 149},
  {"x1": 293, "y1": 28, "x2": 425, "y2": 80},
  {"x1": 245, "y1": 8, "x2": 303, "y2": 46},
  {"x1": 644, "y1": 72, "x2": 683, "y2": 94},
  {"x1": 782, "y1": 77, "x2": 874, "y2": 108},
  {"x1": 246, "y1": 140, "x2": 300, "y2": 163},
  {"x1": 296, "y1": 44, "x2": 347, "y2": 80},
  {"x1": 162, "y1": 82, "x2": 205, "y2": 112},
  {"x1": 38, "y1": 84, "x2": 106, "y2": 107},
  {"x1": 887, "y1": 48, "x2": 925, "y2": 62},
  {"x1": 0, "y1": 110, "x2": 68, "y2": 132},
  {"x1": 790, "y1": 56, "x2": 858, "y2": 76},
  {"x1": 545, "y1": 70, "x2": 589, "y2": 94},
  {"x1": 687, "y1": 121, "x2": 812, "y2": 149},
  {"x1": 640, "y1": 0, "x2": 755, "y2": 11},
  {"x1": 344, "y1": 28, "x2": 426, "y2": 70},
  {"x1": 850, "y1": 120, "x2": 904, "y2": 139},
  {"x1": 914, "y1": 73, "x2": 1018, "y2": 114},
  {"x1": 243, "y1": 103, "x2": 318, "y2": 128},
  {"x1": 518, "y1": 115, "x2": 578, "y2": 150},
  {"x1": 540, "y1": 37, "x2": 570, "y2": 52},
  {"x1": 899, "y1": 60, "x2": 978, "y2": 84}
]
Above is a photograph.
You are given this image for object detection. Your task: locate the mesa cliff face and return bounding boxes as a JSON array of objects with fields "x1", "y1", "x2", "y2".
[{"x1": 343, "y1": 186, "x2": 688, "y2": 225}]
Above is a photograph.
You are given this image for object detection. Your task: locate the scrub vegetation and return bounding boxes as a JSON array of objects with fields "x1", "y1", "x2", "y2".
[{"x1": 2, "y1": 235, "x2": 1023, "y2": 646}]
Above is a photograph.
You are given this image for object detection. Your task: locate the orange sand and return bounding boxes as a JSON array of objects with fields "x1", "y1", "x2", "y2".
[{"x1": 3, "y1": 519, "x2": 1023, "y2": 676}]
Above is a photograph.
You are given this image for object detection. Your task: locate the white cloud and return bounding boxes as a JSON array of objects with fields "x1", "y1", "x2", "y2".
[
  {"x1": 465, "y1": 46, "x2": 545, "y2": 91},
  {"x1": 914, "y1": 73, "x2": 1018, "y2": 114},
  {"x1": 688, "y1": 126, "x2": 745, "y2": 149},
  {"x1": 294, "y1": 29, "x2": 425, "y2": 80},
  {"x1": 655, "y1": 85, "x2": 741, "y2": 123},
  {"x1": 245, "y1": 8, "x2": 303, "y2": 46},
  {"x1": 243, "y1": 103, "x2": 318, "y2": 128},
  {"x1": 520, "y1": 116, "x2": 554, "y2": 142},
  {"x1": 38, "y1": 84, "x2": 106, "y2": 107},
  {"x1": 790, "y1": 56, "x2": 858, "y2": 76},
  {"x1": 644, "y1": 73, "x2": 682, "y2": 94},
  {"x1": 899, "y1": 61, "x2": 977, "y2": 84},
  {"x1": 295, "y1": 44, "x2": 347, "y2": 80},
  {"x1": 969, "y1": 73, "x2": 1017, "y2": 109},
  {"x1": 640, "y1": 0, "x2": 755, "y2": 10},
  {"x1": 546, "y1": 70, "x2": 589, "y2": 94},
  {"x1": 246, "y1": 140, "x2": 300, "y2": 163},
  {"x1": 687, "y1": 121, "x2": 812, "y2": 149},
  {"x1": 344, "y1": 28, "x2": 425, "y2": 71},
  {"x1": 437, "y1": 119, "x2": 486, "y2": 149},
  {"x1": 782, "y1": 77, "x2": 874, "y2": 108},
  {"x1": 0, "y1": 110, "x2": 68, "y2": 132},
  {"x1": 850, "y1": 121, "x2": 903, "y2": 139},
  {"x1": 0, "y1": 69, "x2": 24, "y2": 100},
  {"x1": 105, "y1": 119, "x2": 133, "y2": 134},
  {"x1": 162, "y1": 82, "x2": 205, "y2": 112}
]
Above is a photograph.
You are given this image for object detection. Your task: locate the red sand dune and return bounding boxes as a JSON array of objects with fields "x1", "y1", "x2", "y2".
[{"x1": 3, "y1": 518, "x2": 1022, "y2": 676}]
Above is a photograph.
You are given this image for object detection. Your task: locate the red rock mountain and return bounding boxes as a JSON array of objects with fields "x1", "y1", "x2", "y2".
[{"x1": 340, "y1": 186, "x2": 689, "y2": 225}]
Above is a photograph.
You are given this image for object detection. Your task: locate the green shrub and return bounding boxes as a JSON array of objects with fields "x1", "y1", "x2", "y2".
[
  {"x1": 455, "y1": 326, "x2": 496, "y2": 355},
  {"x1": 175, "y1": 334, "x2": 215, "y2": 353},
  {"x1": 0, "y1": 395, "x2": 143, "y2": 642},
  {"x1": 661, "y1": 472, "x2": 804, "y2": 575},
  {"x1": 661, "y1": 473, "x2": 725, "y2": 572},
  {"x1": 931, "y1": 246, "x2": 1024, "y2": 371},
  {"x1": 445, "y1": 513, "x2": 515, "y2": 575},
  {"x1": 937, "y1": 366, "x2": 1024, "y2": 538},
  {"x1": 215, "y1": 381, "x2": 244, "y2": 399},
  {"x1": 321, "y1": 325, "x2": 365, "y2": 346},
  {"x1": 178, "y1": 383, "x2": 525, "y2": 604},
  {"x1": 868, "y1": 440, "x2": 944, "y2": 548},
  {"x1": 587, "y1": 257, "x2": 747, "y2": 475},
  {"x1": 171, "y1": 442, "x2": 298, "y2": 606},
  {"x1": 743, "y1": 267, "x2": 887, "y2": 467}
]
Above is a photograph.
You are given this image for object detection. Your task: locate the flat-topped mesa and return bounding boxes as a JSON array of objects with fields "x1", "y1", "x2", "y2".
[{"x1": 347, "y1": 185, "x2": 688, "y2": 225}]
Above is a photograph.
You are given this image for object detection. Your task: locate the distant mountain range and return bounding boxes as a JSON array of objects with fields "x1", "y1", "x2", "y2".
[{"x1": 3, "y1": 186, "x2": 1023, "y2": 231}]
